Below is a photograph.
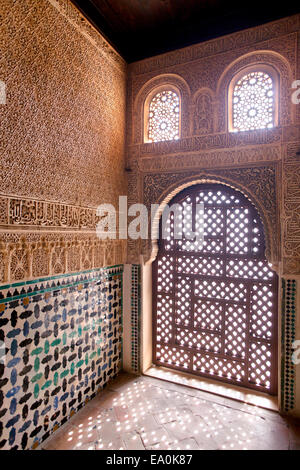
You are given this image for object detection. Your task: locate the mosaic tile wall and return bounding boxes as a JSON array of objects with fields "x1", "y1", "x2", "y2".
[
  {"x1": 131, "y1": 265, "x2": 141, "y2": 373},
  {"x1": 281, "y1": 278, "x2": 297, "y2": 413},
  {"x1": 0, "y1": 266, "x2": 123, "y2": 450}
]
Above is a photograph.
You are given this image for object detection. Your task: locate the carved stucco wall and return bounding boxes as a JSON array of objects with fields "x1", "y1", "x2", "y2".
[
  {"x1": 0, "y1": 0, "x2": 127, "y2": 283},
  {"x1": 0, "y1": 1, "x2": 128, "y2": 449},
  {"x1": 127, "y1": 14, "x2": 300, "y2": 278}
]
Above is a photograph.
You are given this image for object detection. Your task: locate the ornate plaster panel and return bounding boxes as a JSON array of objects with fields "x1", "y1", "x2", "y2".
[
  {"x1": 0, "y1": 232, "x2": 126, "y2": 284},
  {"x1": 0, "y1": 195, "x2": 103, "y2": 230},
  {"x1": 0, "y1": 0, "x2": 127, "y2": 209},
  {"x1": 283, "y1": 144, "x2": 300, "y2": 274},
  {"x1": 135, "y1": 145, "x2": 282, "y2": 172}
]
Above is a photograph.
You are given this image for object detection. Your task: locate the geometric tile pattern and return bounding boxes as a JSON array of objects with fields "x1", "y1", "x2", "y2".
[
  {"x1": 0, "y1": 266, "x2": 123, "y2": 450},
  {"x1": 281, "y1": 279, "x2": 297, "y2": 413},
  {"x1": 130, "y1": 265, "x2": 141, "y2": 374}
]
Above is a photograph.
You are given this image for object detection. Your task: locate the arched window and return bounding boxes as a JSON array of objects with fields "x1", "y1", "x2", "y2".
[
  {"x1": 229, "y1": 68, "x2": 277, "y2": 132},
  {"x1": 145, "y1": 89, "x2": 180, "y2": 143}
]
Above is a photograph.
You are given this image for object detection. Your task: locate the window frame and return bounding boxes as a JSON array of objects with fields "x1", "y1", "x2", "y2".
[
  {"x1": 228, "y1": 64, "x2": 279, "y2": 133},
  {"x1": 143, "y1": 85, "x2": 181, "y2": 143}
]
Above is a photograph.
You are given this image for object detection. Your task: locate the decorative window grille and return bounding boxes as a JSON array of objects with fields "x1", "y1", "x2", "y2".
[
  {"x1": 153, "y1": 184, "x2": 278, "y2": 395},
  {"x1": 232, "y1": 71, "x2": 275, "y2": 132},
  {"x1": 147, "y1": 90, "x2": 180, "y2": 142}
]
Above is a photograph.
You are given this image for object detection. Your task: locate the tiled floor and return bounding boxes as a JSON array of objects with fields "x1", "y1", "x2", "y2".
[
  {"x1": 41, "y1": 372, "x2": 300, "y2": 450},
  {"x1": 146, "y1": 366, "x2": 278, "y2": 411}
]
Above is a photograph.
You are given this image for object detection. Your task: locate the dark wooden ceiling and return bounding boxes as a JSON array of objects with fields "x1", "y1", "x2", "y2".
[{"x1": 71, "y1": 1, "x2": 300, "y2": 62}]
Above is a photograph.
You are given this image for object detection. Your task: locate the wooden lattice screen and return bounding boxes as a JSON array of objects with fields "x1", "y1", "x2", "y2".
[{"x1": 153, "y1": 184, "x2": 278, "y2": 395}]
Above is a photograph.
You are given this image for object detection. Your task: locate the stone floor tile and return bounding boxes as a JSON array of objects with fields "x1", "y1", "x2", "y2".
[
  {"x1": 239, "y1": 434, "x2": 289, "y2": 451},
  {"x1": 108, "y1": 372, "x2": 136, "y2": 386},
  {"x1": 210, "y1": 403, "x2": 245, "y2": 424},
  {"x1": 163, "y1": 390, "x2": 192, "y2": 407},
  {"x1": 194, "y1": 390, "x2": 230, "y2": 406},
  {"x1": 230, "y1": 412, "x2": 289, "y2": 443},
  {"x1": 258, "y1": 426, "x2": 290, "y2": 450},
  {"x1": 210, "y1": 424, "x2": 250, "y2": 449},
  {"x1": 148, "y1": 437, "x2": 202, "y2": 451},
  {"x1": 70, "y1": 427, "x2": 99, "y2": 448},
  {"x1": 173, "y1": 438, "x2": 202, "y2": 451},
  {"x1": 143, "y1": 384, "x2": 167, "y2": 398},
  {"x1": 68, "y1": 404, "x2": 102, "y2": 429},
  {"x1": 74, "y1": 442, "x2": 96, "y2": 451},
  {"x1": 96, "y1": 407, "x2": 117, "y2": 423},
  {"x1": 221, "y1": 397, "x2": 250, "y2": 411},
  {"x1": 137, "y1": 399, "x2": 164, "y2": 415},
  {"x1": 122, "y1": 431, "x2": 145, "y2": 450},
  {"x1": 149, "y1": 379, "x2": 199, "y2": 397},
  {"x1": 87, "y1": 390, "x2": 119, "y2": 410},
  {"x1": 141, "y1": 427, "x2": 174, "y2": 447},
  {"x1": 239, "y1": 403, "x2": 285, "y2": 424},
  {"x1": 41, "y1": 440, "x2": 58, "y2": 450},
  {"x1": 114, "y1": 405, "x2": 131, "y2": 422},
  {"x1": 95, "y1": 420, "x2": 120, "y2": 442},
  {"x1": 95, "y1": 437, "x2": 125, "y2": 450},
  {"x1": 42, "y1": 424, "x2": 79, "y2": 450},
  {"x1": 149, "y1": 397, "x2": 172, "y2": 412},
  {"x1": 193, "y1": 435, "x2": 219, "y2": 450},
  {"x1": 146, "y1": 442, "x2": 175, "y2": 450},
  {"x1": 212, "y1": 418, "x2": 289, "y2": 450},
  {"x1": 288, "y1": 419, "x2": 300, "y2": 448},
  {"x1": 108, "y1": 377, "x2": 140, "y2": 393},
  {"x1": 129, "y1": 404, "x2": 156, "y2": 423},
  {"x1": 133, "y1": 413, "x2": 162, "y2": 433},
  {"x1": 153, "y1": 409, "x2": 177, "y2": 425},
  {"x1": 174, "y1": 406, "x2": 197, "y2": 422},
  {"x1": 164, "y1": 420, "x2": 194, "y2": 441}
]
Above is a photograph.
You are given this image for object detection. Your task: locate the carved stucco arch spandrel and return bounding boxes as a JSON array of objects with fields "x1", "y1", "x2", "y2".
[
  {"x1": 142, "y1": 166, "x2": 280, "y2": 271},
  {"x1": 133, "y1": 73, "x2": 191, "y2": 144}
]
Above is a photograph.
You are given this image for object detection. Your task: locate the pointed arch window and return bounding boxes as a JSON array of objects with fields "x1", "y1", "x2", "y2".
[
  {"x1": 145, "y1": 89, "x2": 180, "y2": 143},
  {"x1": 229, "y1": 68, "x2": 278, "y2": 132}
]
